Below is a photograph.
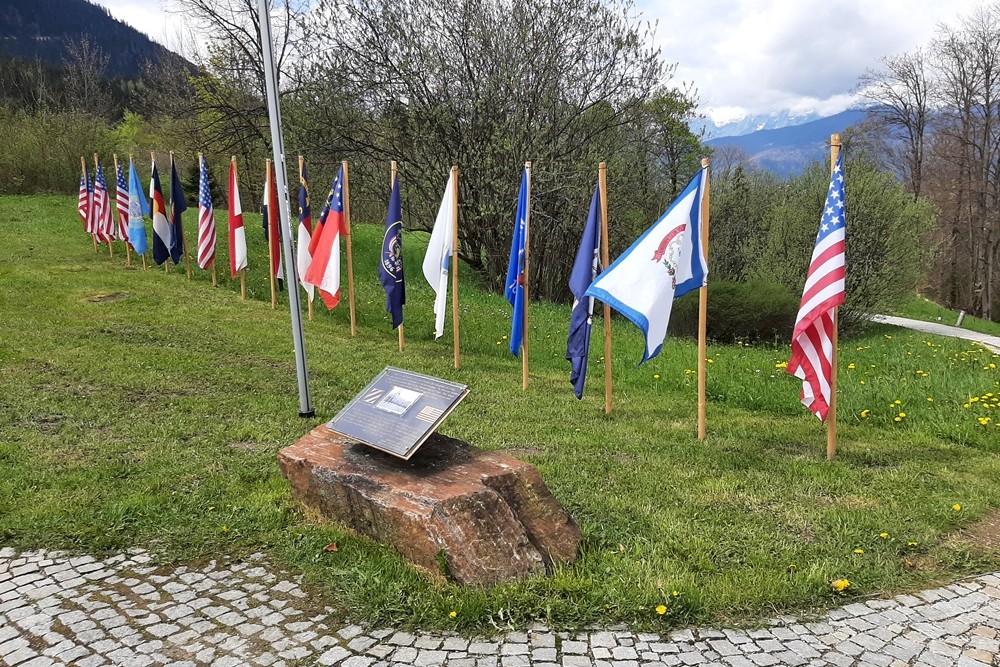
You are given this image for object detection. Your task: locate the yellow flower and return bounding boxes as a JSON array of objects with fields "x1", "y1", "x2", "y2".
[
  {"x1": 927, "y1": 397, "x2": 934, "y2": 402},
  {"x1": 847, "y1": 363, "x2": 856, "y2": 369},
  {"x1": 964, "y1": 403, "x2": 972, "y2": 409},
  {"x1": 672, "y1": 590, "x2": 680, "y2": 597},
  {"x1": 899, "y1": 412, "x2": 906, "y2": 418},
  {"x1": 222, "y1": 525, "x2": 229, "y2": 533},
  {"x1": 775, "y1": 361, "x2": 788, "y2": 369},
  {"x1": 879, "y1": 532, "x2": 889, "y2": 539},
  {"x1": 853, "y1": 548, "x2": 864, "y2": 554},
  {"x1": 894, "y1": 416, "x2": 902, "y2": 422},
  {"x1": 707, "y1": 358, "x2": 715, "y2": 364},
  {"x1": 894, "y1": 400, "x2": 902, "y2": 405},
  {"x1": 787, "y1": 564, "x2": 797, "y2": 573},
  {"x1": 907, "y1": 541, "x2": 918, "y2": 547},
  {"x1": 831, "y1": 578, "x2": 851, "y2": 592},
  {"x1": 953, "y1": 504, "x2": 962, "y2": 512},
  {"x1": 653, "y1": 374, "x2": 660, "y2": 380},
  {"x1": 970, "y1": 396, "x2": 980, "y2": 402},
  {"x1": 860, "y1": 380, "x2": 866, "y2": 385},
  {"x1": 860, "y1": 409, "x2": 871, "y2": 418},
  {"x1": 449, "y1": 610, "x2": 457, "y2": 618},
  {"x1": 978, "y1": 417, "x2": 992, "y2": 426},
  {"x1": 656, "y1": 604, "x2": 667, "y2": 615}
]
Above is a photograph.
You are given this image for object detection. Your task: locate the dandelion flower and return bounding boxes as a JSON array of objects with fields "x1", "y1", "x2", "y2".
[
  {"x1": 853, "y1": 548, "x2": 864, "y2": 555},
  {"x1": 953, "y1": 504, "x2": 962, "y2": 512},
  {"x1": 879, "y1": 532, "x2": 889, "y2": 539},
  {"x1": 449, "y1": 611, "x2": 457, "y2": 618},
  {"x1": 831, "y1": 579, "x2": 851, "y2": 592},
  {"x1": 654, "y1": 374, "x2": 660, "y2": 380},
  {"x1": 907, "y1": 541, "x2": 918, "y2": 547},
  {"x1": 672, "y1": 590, "x2": 680, "y2": 597},
  {"x1": 860, "y1": 409, "x2": 871, "y2": 418},
  {"x1": 656, "y1": 604, "x2": 667, "y2": 615}
]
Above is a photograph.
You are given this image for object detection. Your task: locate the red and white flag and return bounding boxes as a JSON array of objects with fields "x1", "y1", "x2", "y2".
[
  {"x1": 228, "y1": 159, "x2": 248, "y2": 277},
  {"x1": 114, "y1": 160, "x2": 130, "y2": 244},
  {"x1": 94, "y1": 162, "x2": 115, "y2": 244},
  {"x1": 787, "y1": 153, "x2": 846, "y2": 422},
  {"x1": 303, "y1": 165, "x2": 346, "y2": 309},
  {"x1": 196, "y1": 155, "x2": 217, "y2": 270},
  {"x1": 77, "y1": 164, "x2": 90, "y2": 232}
]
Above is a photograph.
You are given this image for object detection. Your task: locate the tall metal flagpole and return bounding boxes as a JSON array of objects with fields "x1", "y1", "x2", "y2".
[{"x1": 257, "y1": 0, "x2": 314, "y2": 418}]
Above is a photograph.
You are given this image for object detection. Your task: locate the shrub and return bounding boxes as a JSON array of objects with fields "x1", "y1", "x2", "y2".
[{"x1": 670, "y1": 280, "x2": 799, "y2": 344}]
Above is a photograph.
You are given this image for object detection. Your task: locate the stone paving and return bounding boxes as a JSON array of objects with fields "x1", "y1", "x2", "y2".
[
  {"x1": 2, "y1": 548, "x2": 999, "y2": 667},
  {"x1": 871, "y1": 315, "x2": 1000, "y2": 354}
]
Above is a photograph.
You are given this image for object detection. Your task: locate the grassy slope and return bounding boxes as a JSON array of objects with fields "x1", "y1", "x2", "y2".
[
  {"x1": 2, "y1": 195, "x2": 999, "y2": 632},
  {"x1": 897, "y1": 295, "x2": 1000, "y2": 338}
]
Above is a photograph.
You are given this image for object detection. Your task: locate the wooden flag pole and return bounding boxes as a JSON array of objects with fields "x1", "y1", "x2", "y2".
[
  {"x1": 599, "y1": 162, "x2": 612, "y2": 415},
  {"x1": 114, "y1": 154, "x2": 133, "y2": 267},
  {"x1": 172, "y1": 152, "x2": 193, "y2": 280},
  {"x1": 697, "y1": 157, "x2": 711, "y2": 441},
  {"x1": 343, "y1": 161, "x2": 357, "y2": 336},
  {"x1": 391, "y1": 160, "x2": 404, "y2": 352},
  {"x1": 132, "y1": 152, "x2": 146, "y2": 270},
  {"x1": 827, "y1": 134, "x2": 842, "y2": 460},
  {"x1": 451, "y1": 166, "x2": 461, "y2": 369},
  {"x1": 266, "y1": 159, "x2": 277, "y2": 309},
  {"x1": 297, "y1": 156, "x2": 313, "y2": 321},
  {"x1": 95, "y1": 154, "x2": 113, "y2": 258},
  {"x1": 83, "y1": 156, "x2": 98, "y2": 253},
  {"x1": 522, "y1": 161, "x2": 532, "y2": 390}
]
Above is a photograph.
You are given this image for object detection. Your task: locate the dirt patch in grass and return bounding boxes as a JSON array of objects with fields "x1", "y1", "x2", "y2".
[
  {"x1": 503, "y1": 446, "x2": 543, "y2": 459},
  {"x1": 958, "y1": 510, "x2": 1000, "y2": 554},
  {"x1": 228, "y1": 440, "x2": 270, "y2": 453},
  {"x1": 86, "y1": 292, "x2": 128, "y2": 303}
]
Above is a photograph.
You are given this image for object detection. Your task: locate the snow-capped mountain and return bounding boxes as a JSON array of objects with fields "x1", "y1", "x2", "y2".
[{"x1": 691, "y1": 109, "x2": 829, "y2": 140}]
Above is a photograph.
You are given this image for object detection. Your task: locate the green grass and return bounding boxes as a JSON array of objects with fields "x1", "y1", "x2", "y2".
[
  {"x1": 896, "y1": 295, "x2": 1000, "y2": 338},
  {"x1": 2, "y1": 195, "x2": 1000, "y2": 633}
]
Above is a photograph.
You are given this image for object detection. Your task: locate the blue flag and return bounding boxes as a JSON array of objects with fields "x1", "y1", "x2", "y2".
[
  {"x1": 150, "y1": 163, "x2": 171, "y2": 266},
  {"x1": 379, "y1": 172, "x2": 405, "y2": 328},
  {"x1": 127, "y1": 158, "x2": 149, "y2": 255},
  {"x1": 567, "y1": 184, "x2": 602, "y2": 398},
  {"x1": 169, "y1": 160, "x2": 187, "y2": 264},
  {"x1": 505, "y1": 168, "x2": 529, "y2": 355}
]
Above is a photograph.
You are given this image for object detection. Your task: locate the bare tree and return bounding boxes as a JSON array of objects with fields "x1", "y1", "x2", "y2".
[
  {"x1": 857, "y1": 48, "x2": 930, "y2": 198},
  {"x1": 62, "y1": 37, "x2": 112, "y2": 118}
]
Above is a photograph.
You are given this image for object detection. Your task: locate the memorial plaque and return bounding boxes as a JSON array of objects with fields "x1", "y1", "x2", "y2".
[{"x1": 326, "y1": 367, "x2": 469, "y2": 459}]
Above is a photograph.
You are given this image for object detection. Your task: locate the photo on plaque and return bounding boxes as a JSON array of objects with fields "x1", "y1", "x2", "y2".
[{"x1": 375, "y1": 386, "x2": 422, "y2": 416}]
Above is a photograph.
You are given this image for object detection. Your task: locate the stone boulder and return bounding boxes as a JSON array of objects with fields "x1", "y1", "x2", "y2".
[{"x1": 278, "y1": 425, "x2": 581, "y2": 585}]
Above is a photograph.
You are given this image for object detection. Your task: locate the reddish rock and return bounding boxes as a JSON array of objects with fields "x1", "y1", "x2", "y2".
[{"x1": 278, "y1": 425, "x2": 581, "y2": 585}]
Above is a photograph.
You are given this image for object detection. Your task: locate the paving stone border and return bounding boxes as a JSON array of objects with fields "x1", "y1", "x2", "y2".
[{"x1": 1, "y1": 547, "x2": 999, "y2": 666}]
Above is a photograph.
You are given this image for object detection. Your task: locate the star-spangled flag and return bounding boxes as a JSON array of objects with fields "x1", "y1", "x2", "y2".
[
  {"x1": 228, "y1": 160, "x2": 248, "y2": 277},
  {"x1": 297, "y1": 161, "x2": 313, "y2": 302},
  {"x1": 787, "y1": 152, "x2": 847, "y2": 422},
  {"x1": 303, "y1": 166, "x2": 345, "y2": 309},
  {"x1": 86, "y1": 169, "x2": 96, "y2": 236},
  {"x1": 422, "y1": 170, "x2": 456, "y2": 339},
  {"x1": 169, "y1": 159, "x2": 187, "y2": 265},
  {"x1": 585, "y1": 167, "x2": 707, "y2": 363},
  {"x1": 196, "y1": 155, "x2": 216, "y2": 270},
  {"x1": 262, "y1": 162, "x2": 284, "y2": 290},
  {"x1": 567, "y1": 183, "x2": 602, "y2": 398},
  {"x1": 94, "y1": 163, "x2": 115, "y2": 244},
  {"x1": 114, "y1": 161, "x2": 130, "y2": 243},
  {"x1": 77, "y1": 164, "x2": 90, "y2": 232},
  {"x1": 150, "y1": 161, "x2": 171, "y2": 266},
  {"x1": 379, "y1": 172, "x2": 405, "y2": 328},
  {"x1": 127, "y1": 158, "x2": 149, "y2": 255},
  {"x1": 505, "y1": 168, "x2": 529, "y2": 355}
]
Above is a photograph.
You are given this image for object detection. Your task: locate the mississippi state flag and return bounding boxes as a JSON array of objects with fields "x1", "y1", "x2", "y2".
[
  {"x1": 228, "y1": 159, "x2": 248, "y2": 277},
  {"x1": 303, "y1": 166, "x2": 345, "y2": 309},
  {"x1": 150, "y1": 161, "x2": 172, "y2": 266},
  {"x1": 787, "y1": 153, "x2": 846, "y2": 422},
  {"x1": 585, "y1": 167, "x2": 707, "y2": 363}
]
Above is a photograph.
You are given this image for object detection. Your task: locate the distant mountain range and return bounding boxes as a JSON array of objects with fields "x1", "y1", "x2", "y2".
[
  {"x1": 0, "y1": 0, "x2": 186, "y2": 78},
  {"x1": 692, "y1": 109, "x2": 835, "y2": 140},
  {"x1": 704, "y1": 109, "x2": 870, "y2": 176}
]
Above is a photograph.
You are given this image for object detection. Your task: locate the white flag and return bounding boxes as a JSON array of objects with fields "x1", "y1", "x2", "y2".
[
  {"x1": 585, "y1": 168, "x2": 707, "y2": 363},
  {"x1": 422, "y1": 171, "x2": 456, "y2": 339}
]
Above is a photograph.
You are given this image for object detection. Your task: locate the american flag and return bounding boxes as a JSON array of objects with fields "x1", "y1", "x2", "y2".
[
  {"x1": 115, "y1": 160, "x2": 130, "y2": 243},
  {"x1": 77, "y1": 167, "x2": 90, "y2": 231},
  {"x1": 197, "y1": 156, "x2": 217, "y2": 270},
  {"x1": 94, "y1": 163, "x2": 115, "y2": 243},
  {"x1": 787, "y1": 152, "x2": 846, "y2": 422}
]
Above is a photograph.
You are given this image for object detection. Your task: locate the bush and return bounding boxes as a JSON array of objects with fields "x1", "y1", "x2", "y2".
[{"x1": 670, "y1": 280, "x2": 799, "y2": 344}]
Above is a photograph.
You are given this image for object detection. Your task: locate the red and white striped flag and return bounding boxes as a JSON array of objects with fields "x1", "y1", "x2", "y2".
[
  {"x1": 94, "y1": 162, "x2": 115, "y2": 244},
  {"x1": 114, "y1": 160, "x2": 130, "y2": 243},
  {"x1": 77, "y1": 164, "x2": 90, "y2": 231},
  {"x1": 228, "y1": 159, "x2": 248, "y2": 277},
  {"x1": 787, "y1": 153, "x2": 846, "y2": 422},
  {"x1": 196, "y1": 155, "x2": 217, "y2": 270}
]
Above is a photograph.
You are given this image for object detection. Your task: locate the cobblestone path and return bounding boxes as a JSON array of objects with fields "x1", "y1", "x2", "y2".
[{"x1": 2, "y1": 548, "x2": 999, "y2": 667}]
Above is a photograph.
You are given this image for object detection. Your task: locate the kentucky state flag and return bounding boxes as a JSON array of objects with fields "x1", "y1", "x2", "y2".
[
  {"x1": 567, "y1": 183, "x2": 602, "y2": 398},
  {"x1": 379, "y1": 172, "x2": 405, "y2": 329},
  {"x1": 585, "y1": 167, "x2": 707, "y2": 363}
]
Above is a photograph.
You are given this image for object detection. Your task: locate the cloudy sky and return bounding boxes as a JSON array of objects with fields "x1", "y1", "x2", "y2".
[{"x1": 93, "y1": 0, "x2": 981, "y2": 122}]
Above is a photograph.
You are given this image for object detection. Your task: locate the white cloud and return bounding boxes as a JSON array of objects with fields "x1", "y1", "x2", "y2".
[{"x1": 640, "y1": 0, "x2": 983, "y2": 116}]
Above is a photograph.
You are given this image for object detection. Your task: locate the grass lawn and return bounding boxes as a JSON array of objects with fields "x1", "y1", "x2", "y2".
[
  {"x1": 2, "y1": 195, "x2": 1000, "y2": 633},
  {"x1": 896, "y1": 295, "x2": 1000, "y2": 338}
]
